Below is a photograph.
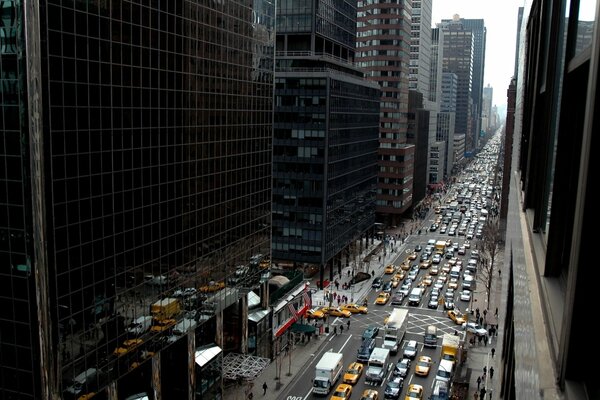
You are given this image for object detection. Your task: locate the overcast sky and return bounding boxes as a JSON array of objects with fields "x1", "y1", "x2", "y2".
[{"x1": 431, "y1": 0, "x2": 526, "y2": 111}]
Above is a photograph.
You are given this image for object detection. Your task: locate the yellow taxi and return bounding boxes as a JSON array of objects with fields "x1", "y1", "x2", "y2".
[
  {"x1": 404, "y1": 383, "x2": 424, "y2": 399},
  {"x1": 415, "y1": 355, "x2": 432, "y2": 376},
  {"x1": 441, "y1": 263, "x2": 451, "y2": 273},
  {"x1": 419, "y1": 259, "x2": 432, "y2": 269},
  {"x1": 343, "y1": 362, "x2": 364, "y2": 384},
  {"x1": 375, "y1": 292, "x2": 390, "y2": 305},
  {"x1": 447, "y1": 310, "x2": 466, "y2": 325},
  {"x1": 150, "y1": 318, "x2": 176, "y2": 332},
  {"x1": 113, "y1": 338, "x2": 143, "y2": 356},
  {"x1": 400, "y1": 261, "x2": 411, "y2": 271},
  {"x1": 448, "y1": 278, "x2": 459, "y2": 290},
  {"x1": 391, "y1": 278, "x2": 400, "y2": 288},
  {"x1": 77, "y1": 394, "x2": 96, "y2": 400},
  {"x1": 421, "y1": 275, "x2": 433, "y2": 286},
  {"x1": 394, "y1": 271, "x2": 406, "y2": 281},
  {"x1": 322, "y1": 307, "x2": 352, "y2": 318},
  {"x1": 429, "y1": 265, "x2": 439, "y2": 275},
  {"x1": 199, "y1": 280, "x2": 225, "y2": 293},
  {"x1": 331, "y1": 383, "x2": 353, "y2": 400},
  {"x1": 306, "y1": 308, "x2": 326, "y2": 319},
  {"x1": 360, "y1": 389, "x2": 379, "y2": 400},
  {"x1": 341, "y1": 303, "x2": 368, "y2": 314},
  {"x1": 408, "y1": 252, "x2": 418, "y2": 260},
  {"x1": 384, "y1": 264, "x2": 396, "y2": 274}
]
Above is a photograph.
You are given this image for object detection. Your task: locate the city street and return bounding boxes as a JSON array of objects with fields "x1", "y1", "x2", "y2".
[{"x1": 242, "y1": 138, "x2": 505, "y2": 400}]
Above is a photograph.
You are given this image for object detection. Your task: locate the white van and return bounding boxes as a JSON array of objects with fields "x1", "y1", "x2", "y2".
[
  {"x1": 435, "y1": 359, "x2": 455, "y2": 382},
  {"x1": 408, "y1": 288, "x2": 424, "y2": 306}
]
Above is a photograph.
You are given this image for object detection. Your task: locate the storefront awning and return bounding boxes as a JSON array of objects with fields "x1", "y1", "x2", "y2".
[
  {"x1": 194, "y1": 345, "x2": 222, "y2": 368},
  {"x1": 248, "y1": 308, "x2": 270, "y2": 323},
  {"x1": 247, "y1": 291, "x2": 261, "y2": 309},
  {"x1": 291, "y1": 323, "x2": 316, "y2": 334}
]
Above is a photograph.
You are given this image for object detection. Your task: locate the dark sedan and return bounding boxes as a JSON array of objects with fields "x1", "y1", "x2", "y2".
[{"x1": 362, "y1": 325, "x2": 379, "y2": 340}]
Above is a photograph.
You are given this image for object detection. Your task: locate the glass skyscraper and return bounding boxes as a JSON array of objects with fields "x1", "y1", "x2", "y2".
[
  {"x1": 0, "y1": 1, "x2": 274, "y2": 399},
  {"x1": 272, "y1": 0, "x2": 380, "y2": 282}
]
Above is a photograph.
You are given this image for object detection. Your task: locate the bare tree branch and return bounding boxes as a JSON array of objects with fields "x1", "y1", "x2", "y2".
[{"x1": 476, "y1": 219, "x2": 503, "y2": 304}]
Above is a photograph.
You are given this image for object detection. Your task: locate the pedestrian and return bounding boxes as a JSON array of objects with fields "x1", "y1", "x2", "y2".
[
  {"x1": 494, "y1": 307, "x2": 498, "y2": 317},
  {"x1": 248, "y1": 392, "x2": 254, "y2": 400},
  {"x1": 491, "y1": 347, "x2": 496, "y2": 358},
  {"x1": 347, "y1": 320, "x2": 350, "y2": 329},
  {"x1": 340, "y1": 324, "x2": 344, "y2": 333},
  {"x1": 477, "y1": 375, "x2": 482, "y2": 390},
  {"x1": 474, "y1": 391, "x2": 479, "y2": 400},
  {"x1": 479, "y1": 388, "x2": 486, "y2": 400},
  {"x1": 488, "y1": 388, "x2": 493, "y2": 399},
  {"x1": 489, "y1": 366, "x2": 494, "y2": 379},
  {"x1": 333, "y1": 326, "x2": 337, "y2": 335},
  {"x1": 483, "y1": 366, "x2": 487, "y2": 375},
  {"x1": 262, "y1": 382, "x2": 268, "y2": 395},
  {"x1": 484, "y1": 335, "x2": 488, "y2": 346}
]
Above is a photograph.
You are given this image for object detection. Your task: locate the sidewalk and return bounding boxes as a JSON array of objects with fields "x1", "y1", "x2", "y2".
[
  {"x1": 233, "y1": 224, "x2": 414, "y2": 400},
  {"x1": 464, "y1": 234, "x2": 505, "y2": 400}
]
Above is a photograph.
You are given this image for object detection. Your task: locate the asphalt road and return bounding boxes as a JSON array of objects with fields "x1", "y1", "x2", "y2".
[{"x1": 278, "y1": 229, "x2": 479, "y2": 400}]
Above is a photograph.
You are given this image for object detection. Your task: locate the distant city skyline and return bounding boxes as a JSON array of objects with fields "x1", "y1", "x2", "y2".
[{"x1": 432, "y1": 0, "x2": 524, "y2": 114}]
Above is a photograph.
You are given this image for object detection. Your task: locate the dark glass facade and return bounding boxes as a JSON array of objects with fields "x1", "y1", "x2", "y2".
[
  {"x1": 272, "y1": 75, "x2": 380, "y2": 267},
  {"x1": 501, "y1": 1, "x2": 597, "y2": 399},
  {"x1": 0, "y1": 1, "x2": 274, "y2": 399},
  {"x1": 273, "y1": 0, "x2": 380, "y2": 274}
]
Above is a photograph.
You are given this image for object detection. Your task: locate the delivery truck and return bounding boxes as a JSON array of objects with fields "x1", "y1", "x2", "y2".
[
  {"x1": 441, "y1": 333, "x2": 460, "y2": 362},
  {"x1": 382, "y1": 308, "x2": 409, "y2": 354},
  {"x1": 365, "y1": 347, "x2": 390, "y2": 385},
  {"x1": 313, "y1": 352, "x2": 343, "y2": 395}
]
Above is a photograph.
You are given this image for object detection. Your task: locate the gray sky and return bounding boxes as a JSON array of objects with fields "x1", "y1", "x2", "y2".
[{"x1": 432, "y1": 0, "x2": 525, "y2": 110}]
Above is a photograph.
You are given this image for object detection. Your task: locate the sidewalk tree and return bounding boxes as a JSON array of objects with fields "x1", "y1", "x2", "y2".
[{"x1": 477, "y1": 219, "x2": 503, "y2": 304}]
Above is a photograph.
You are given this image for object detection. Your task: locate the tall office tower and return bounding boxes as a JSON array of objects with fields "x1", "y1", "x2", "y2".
[
  {"x1": 406, "y1": 91, "x2": 430, "y2": 203},
  {"x1": 482, "y1": 84, "x2": 493, "y2": 133},
  {"x1": 503, "y1": 1, "x2": 596, "y2": 398},
  {"x1": 437, "y1": 71, "x2": 458, "y2": 176},
  {"x1": 409, "y1": 0, "x2": 432, "y2": 95},
  {"x1": 0, "y1": 2, "x2": 275, "y2": 399},
  {"x1": 356, "y1": 0, "x2": 415, "y2": 225},
  {"x1": 439, "y1": 16, "x2": 486, "y2": 155},
  {"x1": 273, "y1": 1, "x2": 380, "y2": 287},
  {"x1": 410, "y1": 0, "x2": 438, "y2": 189}
]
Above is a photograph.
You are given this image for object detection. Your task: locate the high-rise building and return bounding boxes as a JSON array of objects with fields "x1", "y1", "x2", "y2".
[
  {"x1": 273, "y1": 0, "x2": 380, "y2": 287},
  {"x1": 439, "y1": 16, "x2": 486, "y2": 154},
  {"x1": 356, "y1": 0, "x2": 415, "y2": 224},
  {"x1": 482, "y1": 84, "x2": 493, "y2": 133},
  {"x1": 410, "y1": 0, "x2": 432, "y2": 95},
  {"x1": 406, "y1": 91, "x2": 430, "y2": 202},
  {"x1": 501, "y1": 1, "x2": 596, "y2": 398},
  {"x1": 0, "y1": 2, "x2": 275, "y2": 399},
  {"x1": 437, "y1": 71, "x2": 458, "y2": 176}
]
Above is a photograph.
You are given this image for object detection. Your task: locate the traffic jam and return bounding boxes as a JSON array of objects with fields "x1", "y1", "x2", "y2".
[{"x1": 295, "y1": 136, "x2": 502, "y2": 400}]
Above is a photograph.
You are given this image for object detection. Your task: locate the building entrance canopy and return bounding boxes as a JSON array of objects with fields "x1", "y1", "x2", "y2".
[{"x1": 222, "y1": 353, "x2": 270, "y2": 380}]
